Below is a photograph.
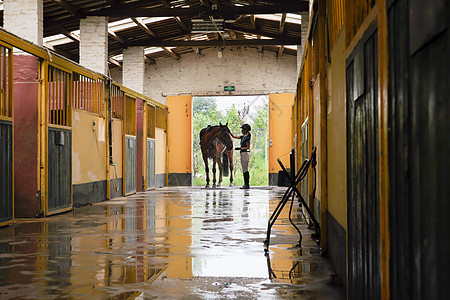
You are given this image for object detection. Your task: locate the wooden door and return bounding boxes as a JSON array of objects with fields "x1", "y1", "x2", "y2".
[{"x1": 346, "y1": 24, "x2": 381, "y2": 300}]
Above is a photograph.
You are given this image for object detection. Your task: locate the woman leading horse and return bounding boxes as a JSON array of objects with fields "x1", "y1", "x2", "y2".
[{"x1": 199, "y1": 123, "x2": 234, "y2": 188}]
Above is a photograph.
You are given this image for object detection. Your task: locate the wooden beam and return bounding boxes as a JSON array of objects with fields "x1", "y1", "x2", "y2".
[
  {"x1": 85, "y1": 4, "x2": 309, "y2": 18},
  {"x1": 162, "y1": 47, "x2": 180, "y2": 60},
  {"x1": 47, "y1": 2, "x2": 309, "y2": 28},
  {"x1": 160, "y1": 0, "x2": 170, "y2": 8},
  {"x1": 144, "y1": 55, "x2": 156, "y2": 64},
  {"x1": 225, "y1": 23, "x2": 297, "y2": 41},
  {"x1": 250, "y1": 15, "x2": 256, "y2": 29},
  {"x1": 108, "y1": 57, "x2": 122, "y2": 67},
  {"x1": 55, "y1": 26, "x2": 80, "y2": 43},
  {"x1": 51, "y1": 0, "x2": 79, "y2": 16},
  {"x1": 174, "y1": 16, "x2": 188, "y2": 31},
  {"x1": 200, "y1": 0, "x2": 211, "y2": 7},
  {"x1": 257, "y1": 35, "x2": 262, "y2": 53},
  {"x1": 109, "y1": 30, "x2": 126, "y2": 44},
  {"x1": 128, "y1": 38, "x2": 300, "y2": 47},
  {"x1": 277, "y1": 45, "x2": 285, "y2": 57},
  {"x1": 131, "y1": 17, "x2": 158, "y2": 37},
  {"x1": 279, "y1": 13, "x2": 287, "y2": 34}
]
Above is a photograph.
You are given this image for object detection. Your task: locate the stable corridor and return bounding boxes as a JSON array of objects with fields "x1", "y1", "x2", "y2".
[{"x1": 0, "y1": 187, "x2": 345, "y2": 299}]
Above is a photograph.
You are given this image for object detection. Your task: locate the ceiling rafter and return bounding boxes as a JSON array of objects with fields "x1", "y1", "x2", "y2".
[
  {"x1": 160, "y1": 0, "x2": 171, "y2": 8},
  {"x1": 200, "y1": 0, "x2": 211, "y2": 7},
  {"x1": 108, "y1": 57, "x2": 122, "y2": 67},
  {"x1": 162, "y1": 47, "x2": 181, "y2": 60},
  {"x1": 51, "y1": 0, "x2": 81, "y2": 16},
  {"x1": 109, "y1": 30, "x2": 127, "y2": 44},
  {"x1": 173, "y1": 16, "x2": 188, "y2": 31},
  {"x1": 279, "y1": 13, "x2": 287, "y2": 34},
  {"x1": 131, "y1": 17, "x2": 158, "y2": 37},
  {"x1": 90, "y1": 4, "x2": 307, "y2": 18},
  {"x1": 127, "y1": 38, "x2": 299, "y2": 47},
  {"x1": 55, "y1": 25, "x2": 80, "y2": 43},
  {"x1": 145, "y1": 55, "x2": 156, "y2": 64},
  {"x1": 130, "y1": 17, "x2": 180, "y2": 60},
  {"x1": 225, "y1": 23, "x2": 296, "y2": 41}
]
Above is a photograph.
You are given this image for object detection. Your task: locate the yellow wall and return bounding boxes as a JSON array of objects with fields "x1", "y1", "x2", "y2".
[
  {"x1": 313, "y1": 76, "x2": 322, "y2": 203},
  {"x1": 326, "y1": 31, "x2": 347, "y2": 229},
  {"x1": 268, "y1": 93, "x2": 293, "y2": 173},
  {"x1": 110, "y1": 118, "x2": 123, "y2": 179},
  {"x1": 155, "y1": 128, "x2": 166, "y2": 175},
  {"x1": 72, "y1": 109, "x2": 107, "y2": 184},
  {"x1": 167, "y1": 95, "x2": 192, "y2": 174}
]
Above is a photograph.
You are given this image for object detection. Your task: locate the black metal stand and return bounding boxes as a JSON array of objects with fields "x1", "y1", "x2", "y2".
[{"x1": 263, "y1": 146, "x2": 320, "y2": 252}]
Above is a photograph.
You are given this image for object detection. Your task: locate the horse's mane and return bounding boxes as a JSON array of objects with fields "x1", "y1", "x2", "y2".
[{"x1": 199, "y1": 124, "x2": 224, "y2": 141}]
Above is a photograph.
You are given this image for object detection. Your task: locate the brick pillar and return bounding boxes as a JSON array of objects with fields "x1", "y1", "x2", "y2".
[
  {"x1": 80, "y1": 16, "x2": 108, "y2": 75},
  {"x1": 297, "y1": 11, "x2": 310, "y2": 75},
  {"x1": 122, "y1": 47, "x2": 145, "y2": 94},
  {"x1": 3, "y1": 0, "x2": 43, "y2": 46}
]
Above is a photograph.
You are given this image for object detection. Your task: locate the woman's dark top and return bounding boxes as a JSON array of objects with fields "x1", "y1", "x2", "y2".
[{"x1": 240, "y1": 134, "x2": 251, "y2": 152}]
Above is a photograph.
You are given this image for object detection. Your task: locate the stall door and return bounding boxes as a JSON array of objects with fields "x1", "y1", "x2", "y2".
[
  {"x1": 147, "y1": 139, "x2": 155, "y2": 189},
  {"x1": 46, "y1": 65, "x2": 72, "y2": 215},
  {"x1": 125, "y1": 135, "x2": 136, "y2": 194},
  {"x1": 346, "y1": 24, "x2": 381, "y2": 299},
  {"x1": 124, "y1": 95, "x2": 136, "y2": 195},
  {"x1": 48, "y1": 128, "x2": 72, "y2": 213},
  {"x1": 0, "y1": 120, "x2": 13, "y2": 226}
]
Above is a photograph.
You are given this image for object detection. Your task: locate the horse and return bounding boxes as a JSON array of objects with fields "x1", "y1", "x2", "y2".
[{"x1": 199, "y1": 123, "x2": 234, "y2": 188}]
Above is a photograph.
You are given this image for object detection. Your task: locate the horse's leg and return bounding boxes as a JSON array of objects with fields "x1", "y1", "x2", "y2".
[
  {"x1": 202, "y1": 150, "x2": 210, "y2": 188},
  {"x1": 228, "y1": 150, "x2": 234, "y2": 186},
  {"x1": 217, "y1": 154, "x2": 223, "y2": 187},
  {"x1": 212, "y1": 157, "x2": 217, "y2": 188}
]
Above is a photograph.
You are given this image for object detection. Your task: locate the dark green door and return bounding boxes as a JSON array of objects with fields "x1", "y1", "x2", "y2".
[
  {"x1": 346, "y1": 24, "x2": 381, "y2": 300},
  {"x1": 48, "y1": 128, "x2": 72, "y2": 213}
]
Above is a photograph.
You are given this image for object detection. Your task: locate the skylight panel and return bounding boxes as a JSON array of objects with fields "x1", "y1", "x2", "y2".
[
  {"x1": 255, "y1": 13, "x2": 302, "y2": 24},
  {"x1": 43, "y1": 34, "x2": 73, "y2": 46}
]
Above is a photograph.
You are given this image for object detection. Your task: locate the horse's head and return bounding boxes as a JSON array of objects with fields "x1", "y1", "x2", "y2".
[{"x1": 219, "y1": 122, "x2": 233, "y2": 150}]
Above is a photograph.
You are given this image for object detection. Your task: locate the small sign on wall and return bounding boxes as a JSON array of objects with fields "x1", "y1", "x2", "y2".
[{"x1": 224, "y1": 86, "x2": 235, "y2": 92}]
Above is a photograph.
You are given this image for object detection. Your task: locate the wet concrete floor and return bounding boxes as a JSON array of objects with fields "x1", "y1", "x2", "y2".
[{"x1": 0, "y1": 187, "x2": 346, "y2": 299}]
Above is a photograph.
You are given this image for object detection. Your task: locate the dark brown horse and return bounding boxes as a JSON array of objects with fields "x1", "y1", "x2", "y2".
[{"x1": 199, "y1": 123, "x2": 234, "y2": 188}]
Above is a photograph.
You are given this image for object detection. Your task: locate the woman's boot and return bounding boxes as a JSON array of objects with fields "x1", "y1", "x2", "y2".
[{"x1": 241, "y1": 171, "x2": 250, "y2": 189}]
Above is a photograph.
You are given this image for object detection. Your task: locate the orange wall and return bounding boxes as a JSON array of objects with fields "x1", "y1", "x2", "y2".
[
  {"x1": 269, "y1": 94, "x2": 294, "y2": 173},
  {"x1": 167, "y1": 95, "x2": 192, "y2": 174}
]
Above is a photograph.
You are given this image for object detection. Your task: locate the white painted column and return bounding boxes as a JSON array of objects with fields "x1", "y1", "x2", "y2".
[
  {"x1": 122, "y1": 47, "x2": 145, "y2": 94},
  {"x1": 80, "y1": 16, "x2": 108, "y2": 75},
  {"x1": 297, "y1": 11, "x2": 310, "y2": 75},
  {"x1": 3, "y1": 0, "x2": 43, "y2": 47}
]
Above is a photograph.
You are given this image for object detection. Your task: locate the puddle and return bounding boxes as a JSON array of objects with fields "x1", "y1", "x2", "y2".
[{"x1": 0, "y1": 187, "x2": 345, "y2": 299}]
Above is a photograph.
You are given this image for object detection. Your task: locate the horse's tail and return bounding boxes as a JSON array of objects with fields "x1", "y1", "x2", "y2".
[{"x1": 222, "y1": 152, "x2": 229, "y2": 177}]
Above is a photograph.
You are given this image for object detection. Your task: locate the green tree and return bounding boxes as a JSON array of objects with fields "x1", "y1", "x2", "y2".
[{"x1": 192, "y1": 97, "x2": 222, "y2": 179}]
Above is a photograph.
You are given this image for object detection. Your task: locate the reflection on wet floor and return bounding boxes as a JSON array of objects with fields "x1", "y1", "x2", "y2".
[{"x1": 0, "y1": 187, "x2": 345, "y2": 299}]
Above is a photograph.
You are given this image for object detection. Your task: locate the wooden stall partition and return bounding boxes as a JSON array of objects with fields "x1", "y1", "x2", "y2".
[
  {"x1": 45, "y1": 63, "x2": 73, "y2": 215},
  {"x1": 124, "y1": 95, "x2": 137, "y2": 195},
  {"x1": 155, "y1": 106, "x2": 167, "y2": 187},
  {"x1": 146, "y1": 103, "x2": 156, "y2": 190},
  {"x1": 0, "y1": 43, "x2": 13, "y2": 226},
  {"x1": 136, "y1": 98, "x2": 144, "y2": 192},
  {"x1": 109, "y1": 84, "x2": 124, "y2": 199}
]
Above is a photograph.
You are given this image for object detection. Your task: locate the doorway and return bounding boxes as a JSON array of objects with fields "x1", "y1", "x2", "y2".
[{"x1": 192, "y1": 95, "x2": 269, "y2": 187}]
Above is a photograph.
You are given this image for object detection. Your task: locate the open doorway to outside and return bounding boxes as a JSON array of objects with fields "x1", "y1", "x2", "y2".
[{"x1": 192, "y1": 95, "x2": 269, "y2": 187}]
